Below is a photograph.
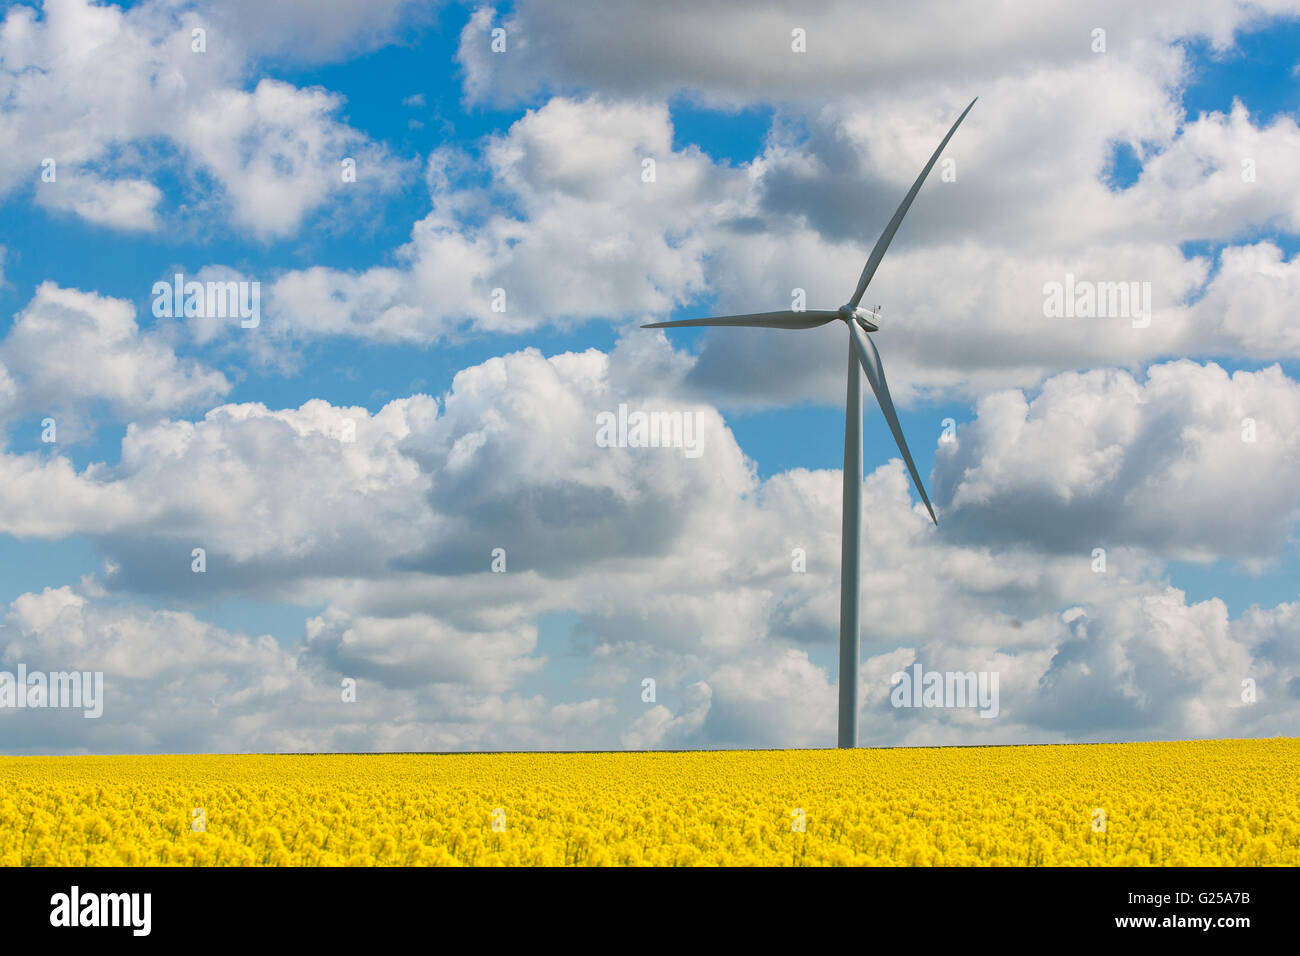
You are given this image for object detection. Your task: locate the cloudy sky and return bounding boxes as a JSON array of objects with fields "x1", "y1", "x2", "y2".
[{"x1": 1, "y1": 0, "x2": 1298, "y2": 753}]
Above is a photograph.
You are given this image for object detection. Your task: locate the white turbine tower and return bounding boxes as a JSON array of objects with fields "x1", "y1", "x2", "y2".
[{"x1": 644, "y1": 98, "x2": 976, "y2": 748}]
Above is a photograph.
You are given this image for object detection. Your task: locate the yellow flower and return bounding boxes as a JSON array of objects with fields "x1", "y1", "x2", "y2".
[{"x1": 0, "y1": 739, "x2": 1296, "y2": 865}]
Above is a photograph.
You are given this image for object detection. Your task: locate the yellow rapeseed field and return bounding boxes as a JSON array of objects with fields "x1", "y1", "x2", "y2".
[{"x1": 1, "y1": 737, "x2": 1296, "y2": 866}]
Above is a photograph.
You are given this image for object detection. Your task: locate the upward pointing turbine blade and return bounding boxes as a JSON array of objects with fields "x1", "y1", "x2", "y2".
[
  {"x1": 847, "y1": 319, "x2": 938, "y2": 525},
  {"x1": 848, "y1": 97, "x2": 978, "y2": 309},
  {"x1": 642, "y1": 310, "x2": 839, "y2": 330}
]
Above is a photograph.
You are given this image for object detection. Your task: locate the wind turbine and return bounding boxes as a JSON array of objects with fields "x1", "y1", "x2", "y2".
[{"x1": 643, "y1": 98, "x2": 976, "y2": 749}]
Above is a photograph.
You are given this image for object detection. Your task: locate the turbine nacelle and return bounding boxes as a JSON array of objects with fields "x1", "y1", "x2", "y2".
[{"x1": 838, "y1": 304, "x2": 880, "y2": 332}]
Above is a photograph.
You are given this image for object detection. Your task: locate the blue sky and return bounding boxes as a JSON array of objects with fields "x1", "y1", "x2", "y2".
[{"x1": 2, "y1": 0, "x2": 1299, "y2": 752}]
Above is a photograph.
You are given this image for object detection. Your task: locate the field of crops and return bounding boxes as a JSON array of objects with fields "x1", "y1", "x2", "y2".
[{"x1": 1, "y1": 737, "x2": 1296, "y2": 865}]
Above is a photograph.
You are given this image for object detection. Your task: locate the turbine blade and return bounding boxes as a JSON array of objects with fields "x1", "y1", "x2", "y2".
[
  {"x1": 848, "y1": 97, "x2": 977, "y2": 309},
  {"x1": 642, "y1": 310, "x2": 839, "y2": 330},
  {"x1": 847, "y1": 321, "x2": 938, "y2": 525}
]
